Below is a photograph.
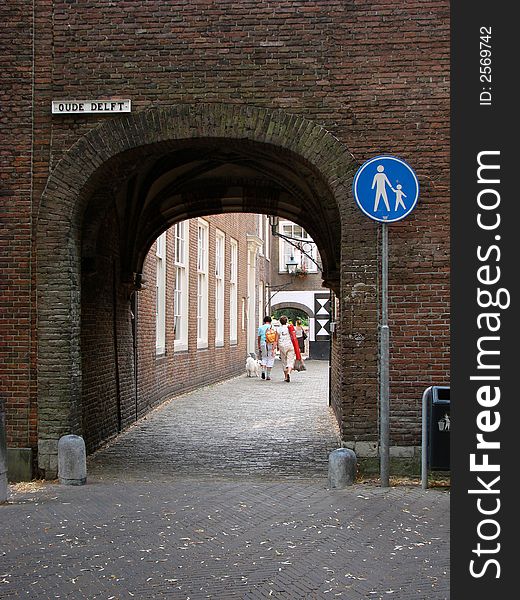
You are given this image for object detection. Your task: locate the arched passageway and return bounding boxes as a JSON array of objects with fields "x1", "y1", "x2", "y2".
[
  {"x1": 271, "y1": 298, "x2": 331, "y2": 360},
  {"x1": 36, "y1": 104, "x2": 379, "y2": 477}
]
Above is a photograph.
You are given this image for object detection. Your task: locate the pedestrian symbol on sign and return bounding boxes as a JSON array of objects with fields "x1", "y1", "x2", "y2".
[
  {"x1": 394, "y1": 184, "x2": 407, "y2": 211},
  {"x1": 371, "y1": 165, "x2": 392, "y2": 211},
  {"x1": 353, "y1": 155, "x2": 419, "y2": 223}
]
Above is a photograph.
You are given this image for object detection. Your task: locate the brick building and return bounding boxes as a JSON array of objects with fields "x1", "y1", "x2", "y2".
[
  {"x1": 82, "y1": 212, "x2": 272, "y2": 454},
  {"x1": 1, "y1": 1, "x2": 450, "y2": 478},
  {"x1": 269, "y1": 217, "x2": 331, "y2": 360}
]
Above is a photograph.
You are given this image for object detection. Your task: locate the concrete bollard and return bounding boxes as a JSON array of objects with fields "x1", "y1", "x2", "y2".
[
  {"x1": 328, "y1": 448, "x2": 357, "y2": 488},
  {"x1": 1, "y1": 399, "x2": 7, "y2": 503},
  {"x1": 58, "y1": 435, "x2": 87, "y2": 485}
]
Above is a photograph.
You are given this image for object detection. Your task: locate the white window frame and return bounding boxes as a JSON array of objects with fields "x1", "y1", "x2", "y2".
[
  {"x1": 264, "y1": 215, "x2": 270, "y2": 261},
  {"x1": 278, "y1": 220, "x2": 318, "y2": 273},
  {"x1": 257, "y1": 214, "x2": 264, "y2": 256},
  {"x1": 155, "y1": 232, "x2": 166, "y2": 355},
  {"x1": 173, "y1": 221, "x2": 189, "y2": 352},
  {"x1": 258, "y1": 281, "x2": 264, "y2": 326},
  {"x1": 197, "y1": 219, "x2": 209, "y2": 349},
  {"x1": 215, "y1": 229, "x2": 225, "y2": 347},
  {"x1": 229, "y1": 238, "x2": 238, "y2": 344}
]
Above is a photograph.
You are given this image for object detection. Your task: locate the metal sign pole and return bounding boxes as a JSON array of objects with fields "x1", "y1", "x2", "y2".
[
  {"x1": 380, "y1": 223, "x2": 390, "y2": 487},
  {"x1": 351, "y1": 155, "x2": 419, "y2": 489},
  {"x1": 421, "y1": 386, "x2": 431, "y2": 489}
]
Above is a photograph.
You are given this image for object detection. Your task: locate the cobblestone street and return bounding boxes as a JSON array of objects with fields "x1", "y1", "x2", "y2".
[
  {"x1": 87, "y1": 360, "x2": 341, "y2": 481},
  {"x1": 2, "y1": 361, "x2": 450, "y2": 598}
]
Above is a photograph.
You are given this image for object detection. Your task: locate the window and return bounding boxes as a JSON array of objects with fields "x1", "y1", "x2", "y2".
[
  {"x1": 264, "y1": 216, "x2": 270, "y2": 260},
  {"x1": 173, "y1": 221, "x2": 189, "y2": 351},
  {"x1": 197, "y1": 219, "x2": 209, "y2": 348},
  {"x1": 215, "y1": 230, "x2": 225, "y2": 347},
  {"x1": 257, "y1": 214, "x2": 264, "y2": 255},
  {"x1": 278, "y1": 220, "x2": 319, "y2": 273},
  {"x1": 229, "y1": 238, "x2": 238, "y2": 344},
  {"x1": 258, "y1": 281, "x2": 264, "y2": 326},
  {"x1": 155, "y1": 232, "x2": 166, "y2": 355}
]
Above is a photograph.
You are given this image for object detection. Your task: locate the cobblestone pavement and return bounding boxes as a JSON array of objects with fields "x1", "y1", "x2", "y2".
[
  {"x1": 2, "y1": 480, "x2": 449, "y2": 599},
  {"x1": 1, "y1": 361, "x2": 450, "y2": 598},
  {"x1": 87, "y1": 360, "x2": 342, "y2": 481}
]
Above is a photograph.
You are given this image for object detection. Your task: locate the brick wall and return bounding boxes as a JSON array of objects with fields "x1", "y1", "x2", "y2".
[
  {"x1": 81, "y1": 211, "x2": 268, "y2": 453},
  {"x1": 270, "y1": 229, "x2": 324, "y2": 292},
  {"x1": 81, "y1": 204, "x2": 121, "y2": 451},
  {"x1": 82, "y1": 213, "x2": 264, "y2": 453},
  {"x1": 0, "y1": 1, "x2": 36, "y2": 453},
  {"x1": 1, "y1": 0, "x2": 450, "y2": 468}
]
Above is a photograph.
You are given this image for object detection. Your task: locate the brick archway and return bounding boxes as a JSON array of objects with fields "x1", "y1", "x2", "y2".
[
  {"x1": 270, "y1": 301, "x2": 314, "y2": 318},
  {"x1": 36, "y1": 103, "x2": 377, "y2": 476}
]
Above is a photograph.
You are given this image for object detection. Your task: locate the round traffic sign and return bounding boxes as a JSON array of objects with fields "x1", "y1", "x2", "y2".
[{"x1": 352, "y1": 155, "x2": 419, "y2": 223}]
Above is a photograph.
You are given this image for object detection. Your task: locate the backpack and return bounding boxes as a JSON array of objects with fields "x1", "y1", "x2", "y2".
[{"x1": 265, "y1": 326, "x2": 277, "y2": 344}]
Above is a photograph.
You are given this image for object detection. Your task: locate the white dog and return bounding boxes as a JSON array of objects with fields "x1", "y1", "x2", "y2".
[{"x1": 245, "y1": 356, "x2": 261, "y2": 378}]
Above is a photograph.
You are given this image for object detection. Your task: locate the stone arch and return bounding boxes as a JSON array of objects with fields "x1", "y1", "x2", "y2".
[
  {"x1": 36, "y1": 103, "x2": 375, "y2": 476},
  {"x1": 270, "y1": 301, "x2": 314, "y2": 319},
  {"x1": 271, "y1": 297, "x2": 332, "y2": 360}
]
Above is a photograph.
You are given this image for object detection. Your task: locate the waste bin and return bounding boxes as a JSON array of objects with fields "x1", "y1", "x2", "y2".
[{"x1": 427, "y1": 386, "x2": 450, "y2": 471}]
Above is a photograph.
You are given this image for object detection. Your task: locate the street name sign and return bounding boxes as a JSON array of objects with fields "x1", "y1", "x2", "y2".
[{"x1": 52, "y1": 100, "x2": 131, "y2": 114}]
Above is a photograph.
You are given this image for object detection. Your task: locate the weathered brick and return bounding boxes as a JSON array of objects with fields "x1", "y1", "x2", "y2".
[{"x1": 1, "y1": 1, "x2": 450, "y2": 476}]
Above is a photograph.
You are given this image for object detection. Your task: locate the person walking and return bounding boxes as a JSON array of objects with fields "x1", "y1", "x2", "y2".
[
  {"x1": 277, "y1": 315, "x2": 296, "y2": 382},
  {"x1": 294, "y1": 319, "x2": 306, "y2": 355},
  {"x1": 257, "y1": 316, "x2": 276, "y2": 380},
  {"x1": 371, "y1": 164, "x2": 394, "y2": 212}
]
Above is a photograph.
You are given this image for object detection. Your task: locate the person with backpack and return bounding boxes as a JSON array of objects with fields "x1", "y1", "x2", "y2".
[{"x1": 257, "y1": 316, "x2": 277, "y2": 380}]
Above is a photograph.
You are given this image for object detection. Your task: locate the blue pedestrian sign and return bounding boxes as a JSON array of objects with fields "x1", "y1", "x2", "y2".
[{"x1": 352, "y1": 155, "x2": 419, "y2": 223}]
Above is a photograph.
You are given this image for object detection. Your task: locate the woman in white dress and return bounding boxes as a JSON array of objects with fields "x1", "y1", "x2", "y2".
[{"x1": 277, "y1": 315, "x2": 295, "y2": 382}]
